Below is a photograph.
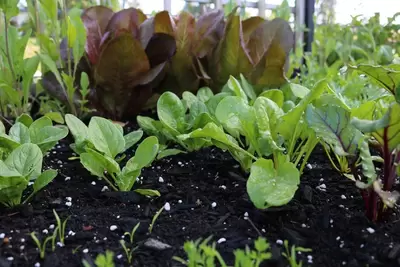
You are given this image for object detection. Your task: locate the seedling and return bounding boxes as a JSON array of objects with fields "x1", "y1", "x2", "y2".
[
  {"x1": 124, "y1": 222, "x2": 140, "y2": 244},
  {"x1": 30, "y1": 231, "x2": 57, "y2": 259},
  {"x1": 149, "y1": 205, "x2": 165, "y2": 234},
  {"x1": 282, "y1": 240, "x2": 312, "y2": 267},
  {"x1": 65, "y1": 114, "x2": 160, "y2": 194},
  {"x1": 53, "y1": 209, "x2": 70, "y2": 246},
  {"x1": 82, "y1": 250, "x2": 115, "y2": 267}
]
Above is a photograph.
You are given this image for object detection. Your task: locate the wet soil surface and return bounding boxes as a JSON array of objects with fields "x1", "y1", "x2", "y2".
[{"x1": 1, "y1": 123, "x2": 400, "y2": 267}]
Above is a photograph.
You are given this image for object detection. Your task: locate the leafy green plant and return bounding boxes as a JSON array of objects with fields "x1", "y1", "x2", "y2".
[
  {"x1": 282, "y1": 240, "x2": 312, "y2": 267},
  {"x1": 0, "y1": 143, "x2": 58, "y2": 207},
  {"x1": 0, "y1": 1, "x2": 40, "y2": 118},
  {"x1": 65, "y1": 114, "x2": 160, "y2": 193},
  {"x1": 0, "y1": 114, "x2": 69, "y2": 159},
  {"x1": 173, "y1": 236, "x2": 272, "y2": 267},
  {"x1": 82, "y1": 250, "x2": 115, "y2": 267},
  {"x1": 305, "y1": 64, "x2": 400, "y2": 221},
  {"x1": 29, "y1": 209, "x2": 69, "y2": 259},
  {"x1": 30, "y1": 231, "x2": 57, "y2": 259}
]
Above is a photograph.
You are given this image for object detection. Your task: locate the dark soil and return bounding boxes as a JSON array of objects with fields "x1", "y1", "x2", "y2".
[{"x1": 1, "y1": 123, "x2": 400, "y2": 267}]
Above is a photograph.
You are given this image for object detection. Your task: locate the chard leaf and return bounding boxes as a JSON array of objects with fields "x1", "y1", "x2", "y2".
[
  {"x1": 352, "y1": 103, "x2": 400, "y2": 151},
  {"x1": 359, "y1": 140, "x2": 377, "y2": 182},
  {"x1": 5, "y1": 143, "x2": 42, "y2": 178},
  {"x1": 33, "y1": 169, "x2": 58, "y2": 193},
  {"x1": 125, "y1": 136, "x2": 159, "y2": 171},
  {"x1": 157, "y1": 92, "x2": 187, "y2": 134},
  {"x1": 9, "y1": 123, "x2": 30, "y2": 144},
  {"x1": 349, "y1": 64, "x2": 400, "y2": 100},
  {"x1": 306, "y1": 105, "x2": 364, "y2": 156},
  {"x1": 247, "y1": 158, "x2": 300, "y2": 208},
  {"x1": 259, "y1": 89, "x2": 284, "y2": 107},
  {"x1": 124, "y1": 129, "x2": 143, "y2": 151},
  {"x1": 15, "y1": 114, "x2": 33, "y2": 127},
  {"x1": 277, "y1": 80, "x2": 328, "y2": 141},
  {"x1": 88, "y1": 117, "x2": 125, "y2": 158}
]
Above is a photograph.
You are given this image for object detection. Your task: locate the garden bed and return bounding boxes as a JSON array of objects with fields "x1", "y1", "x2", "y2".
[{"x1": 1, "y1": 122, "x2": 400, "y2": 267}]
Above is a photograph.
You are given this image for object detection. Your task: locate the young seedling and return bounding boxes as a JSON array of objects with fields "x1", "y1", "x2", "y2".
[
  {"x1": 282, "y1": 240, "x2": 312, "y2": 267},
  {"x1": 53, "y1": 209, "x2": 70, "y2": 246},
  {"x1": 65, "y1": 114, "x2": 160, "y2": 194},
  {"x1": 30, "y1": 231, "x2": 57, "y2": 259},
  {"x1": 124, "y1": 222, "x2": 140, "y2": 244},
  {"x1": 82, "y1": 250, "x2": 115, "y2": 267},
  {"x1": 149, "y1": 205, "x2": 165, "y2": 234}
]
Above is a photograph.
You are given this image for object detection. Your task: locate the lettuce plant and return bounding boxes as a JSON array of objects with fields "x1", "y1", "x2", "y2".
[
  {"x1": 65, "y1": 114, "x2": 159, "y2": 193},
  {"x1": 0, "y1": 143, "x2": 58, "y2": 208},
  {"x1": 79, "y1": 6, "x2": 177, "y2": 120},
  {"x1": 0, "y1": 114, "x2": 69, "y2": 160}
]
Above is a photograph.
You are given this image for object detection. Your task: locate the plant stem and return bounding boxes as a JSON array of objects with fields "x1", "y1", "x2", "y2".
[{"x1": 3, "y1": 14, "x2": 18, "y2": 93}]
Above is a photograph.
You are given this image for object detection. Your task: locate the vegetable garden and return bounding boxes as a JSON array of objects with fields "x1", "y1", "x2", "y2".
[{"x1": 0, "y1": 1, "x2": 400, "y2": 266}]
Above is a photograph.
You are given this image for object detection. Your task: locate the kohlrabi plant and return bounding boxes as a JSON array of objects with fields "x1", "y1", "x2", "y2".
[
  {"x1": 0, "y1": 114, "x2": 69, "y2": 160},
  {"x1": 65, "y1": 114, "x2": 160, "y2": 194},
  {"x1": 0, "y1": 143, "x2": 58, "y2": 208}
]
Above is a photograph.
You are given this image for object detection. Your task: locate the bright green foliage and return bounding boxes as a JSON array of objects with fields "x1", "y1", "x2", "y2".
[
  {"x1": 0, "y1": 143, "x2": 58, "y2": 207},
  {"x1": 173, "y1": 236, "x2": 272, "y2": 267},
  {"x1": 0, "y1": 114, "x2": 69, "y2": 159},
  {"x1": 65, "y1": 114, "x2": 159, "y2": 193},
  {"x1": 247, "y1": 158, "x2": 300, "y2": 208},
  {"x1": 82, "y1": 251, "x2": 115, "y2": 267}
]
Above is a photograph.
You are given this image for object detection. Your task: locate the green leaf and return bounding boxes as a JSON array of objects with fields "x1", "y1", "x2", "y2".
[
  {"x1": 88, "y1": 117, "x2": 125, "y2": 158},
  {"x1": 38, "y1": 54, "x2": 64, "y2": 89},
  {"x1": 225, "y1": 75, "x2": 248, "y2": 102},
  {"x1": 240, "y1": 74, "x2": 257, "y2": 101},
  {"x1": 125, "y1": 136, "x2": 159, "y2": 171},
  {"x1": 80, "y1": 149, "x2": 120, "y2": 179},
  {"x1": 289, "y1": 83, "x2": 310, "y2": 99},
  {"x1": 9, "y1": 123, "x2": 30, "y2": 144},
  {"x1": 16, "y1": 114, "x2": 33, "y2": 128},
  {"x1": 196, "y1": 87, "x2": 214, "y2": 103},
  {"x1": 259, "y1": 89, "x2": 284, "y2": 107},
  {"x1": 306, "y1": 105, "x2": 364, "y2": 156},
  {"x1": 157, "y1": 148, "x2": 185, "y2": 160},
  {"x1": 0, "y1": 134, "x2": 20, "y2": 152},
  {"x1": 157, "y1": 92, "x2": 187, "y2": 134},
  {"x1": 247, "y1": 158, "x2": 300, "y2": 208},
  {"x1": 124, "y1": 129, "x2": 143, "y2": 151},
  {"x1": 182, "y1": 91, "x2": 198, "y2": 110},
  {"x1": 134, "y1": 189, "x2": 160, "y2": 197},
  {"x1": 277, "y1": 80, "x2": 328, "y2": 141},
  {"x1": 0, "y1": 161, "x2": 21, "y2": 177},
  {"x1": 5, "y1": 143, "x2": 42, "y2": 178},
  {"x1": 65, "y1": 114, "x2": 89, "y2": 144},
  {"x1": 0, "y1": 121, "x2": 5, "y2": 134},
  {"x1": 33, "y1": 169, "x2": 58, "y2": 193},
  {"x1": 44, "y1": 112, "x2": 65, "y2": 124},
  {"x1": 349, "y1": 64, "x2": 400, "y2": 97}
]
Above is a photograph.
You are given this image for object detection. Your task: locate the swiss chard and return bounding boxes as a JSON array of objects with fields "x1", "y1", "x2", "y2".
[{"x1": 65, "y1": 114, "x2": 160, "y2": 193}]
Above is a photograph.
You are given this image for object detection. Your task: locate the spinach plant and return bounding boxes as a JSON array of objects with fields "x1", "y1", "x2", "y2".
[
  {"x1": 65, "y1": 114, "x2": 160, "y2": 194},
  {"x1": 0, "y1": 114, "x2": 69, "y2": 159},
  {"x1": 0, "y1": 143, "x2": 58, "y2": 207}
]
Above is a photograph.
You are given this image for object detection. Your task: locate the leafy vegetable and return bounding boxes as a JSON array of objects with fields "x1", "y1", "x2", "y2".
[
  {"x1": 0, "y1": 143, "x2": 58, "y2": 207},
  {"x1": 247, "y1": 158, "x2": 300, "y2": 208},
  {"x1": 0, "y1": 114, "x2": 69, "y2": 159},
  {"x1": 65, "y1": 114, "x2": 160, "y2": 193}
]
